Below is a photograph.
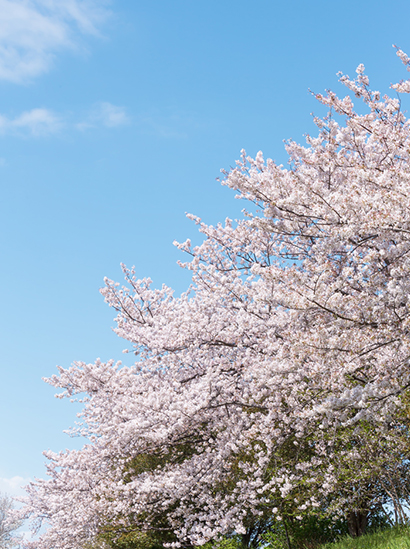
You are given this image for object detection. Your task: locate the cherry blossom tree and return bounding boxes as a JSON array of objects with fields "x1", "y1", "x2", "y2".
[
  {"x1": 0, "y1": 493, "x2": 22, "y2": 549},
  {"x1": 19, "y1": 48, "x2": 410, "y2": 548}
]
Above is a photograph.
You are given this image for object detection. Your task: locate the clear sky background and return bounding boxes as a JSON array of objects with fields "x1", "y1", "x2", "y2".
[{"x1": 1, "y1": 0, "x2": 410, "y2": 500}]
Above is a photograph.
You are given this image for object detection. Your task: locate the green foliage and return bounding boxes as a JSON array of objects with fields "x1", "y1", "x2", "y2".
[
  {"x1": 200, "y1": 536, "x2": 244, "y2": 549},
  {"x1": 261, "y1": 516, "x2": 348, "y2": 549},
  {"x1": 320, "y1": 527, "x2": 410, "y2": 549},
  {"x1": 97, "y1": 528, "x2": 165, "y2": 549},
  {"x1": 199, "y1": 514, "x2": 350, "y2": 549},
  {"x1": 197, "y1": 510, "x2": 395, "y2": 549}
]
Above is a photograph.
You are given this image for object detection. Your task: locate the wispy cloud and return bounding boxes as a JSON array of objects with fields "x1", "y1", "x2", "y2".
[
  {"x1": 0, "y1": 0, "x2": 111, "y2": 83},
  {"x1": 0, "y1": 105, "x2": 215, "y2": 139},
  {"x1": 76, "y1": 101, "x2": 130, "y2": 130},
  {"x1": 0, "y1": 102, "x2": 130, "y2": 137},
  {"x1": 0, "y1": 108, "x2": 62, "y2": 136}
]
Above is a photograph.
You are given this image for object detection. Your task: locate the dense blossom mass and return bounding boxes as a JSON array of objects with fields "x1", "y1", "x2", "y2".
[{"x1": 18, "y1": 49, "x2": 410, "y2": 547}]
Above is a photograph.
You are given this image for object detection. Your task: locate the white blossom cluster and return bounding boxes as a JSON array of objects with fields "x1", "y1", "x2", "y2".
[{"x1": 17, "y1": 48, "x2": 410, "y2": 547}]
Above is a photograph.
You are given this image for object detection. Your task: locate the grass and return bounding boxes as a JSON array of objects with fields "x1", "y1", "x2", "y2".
[{"x1": 319, "y1": 527, "x2": 410, "y2": 549}]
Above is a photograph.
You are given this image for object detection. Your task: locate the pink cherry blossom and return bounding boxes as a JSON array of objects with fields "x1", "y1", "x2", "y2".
[{"x1": 17, "y1": 48, "x2": 410, "y2": 547}]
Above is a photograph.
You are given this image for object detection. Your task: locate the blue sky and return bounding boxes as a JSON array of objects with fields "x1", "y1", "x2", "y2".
[{"x1": 2, "y1": 0, "x2": 410, "y2": 499}]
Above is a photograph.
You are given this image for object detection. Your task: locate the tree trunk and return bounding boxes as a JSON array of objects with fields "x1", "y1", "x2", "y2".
[
  {"x1": 347, "y1": 510, "x2": 368, "y2": 538},
  {"x1": 283, "y1": 519, "x2": 292, "y2": 549}
]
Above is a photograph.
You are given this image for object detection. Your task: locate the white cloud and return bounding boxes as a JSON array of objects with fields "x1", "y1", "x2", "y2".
[
  {"x1": 0, "y1": 476, "x2": 30, "y2": 497},
  {"x1": 98, "y1": 102, "x2": 130, "y2": 127},
  {"x1": 76, "y1": 101, "x2": 130, "y2": 130},
  {"x1": 0, "y1": 0, "x2": 111, "y2": 83},
  {"x1": 0, "y1": 108, "x2": 62, "y2": 136}
]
